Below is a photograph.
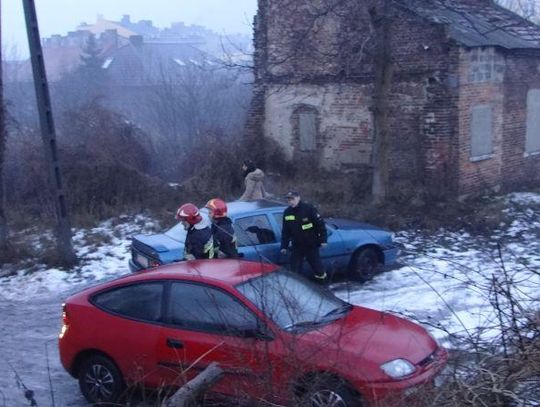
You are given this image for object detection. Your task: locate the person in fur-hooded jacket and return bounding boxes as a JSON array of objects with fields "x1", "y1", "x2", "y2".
[{"x1": 239, "y1": 159, "x2": 267, "y2": 201}]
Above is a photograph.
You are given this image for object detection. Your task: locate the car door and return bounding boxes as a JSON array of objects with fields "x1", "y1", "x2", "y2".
[
  {"x1": 270, "y1": 212, "x2": 348, "y2": 274},
  {"x1": 232, "y1": 214, "x2": 281, "y2": 264},
  {"x1": 155, "y1": 281, "x2": 285, "y2": 401},
  {"x1": 90, "y1": 282, "x2": 165, "y2": 388}
]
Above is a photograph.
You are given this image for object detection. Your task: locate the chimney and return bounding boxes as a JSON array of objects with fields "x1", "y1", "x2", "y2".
[{"x1": 129, "y1": 35, "x2": 143, "y2": 48}]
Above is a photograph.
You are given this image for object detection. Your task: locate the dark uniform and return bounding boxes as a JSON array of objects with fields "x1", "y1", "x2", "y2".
[
  {"x1": 280, "y1": 201, "x2": 327, "y2": 280},
  {"x1": 211, "y1": 217, "x2": 238, "y2": 258},
  {"x1": 184, "y1": 224, "x2": 214, "y2": 260}
]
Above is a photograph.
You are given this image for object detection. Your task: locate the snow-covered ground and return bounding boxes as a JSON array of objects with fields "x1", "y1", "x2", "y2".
[
  {"x1": 333, "y1": 192, "x2": 540, "y2": 349},
  {"x1": 0, "y1": 193, "x2": 538, "y2": 406}
]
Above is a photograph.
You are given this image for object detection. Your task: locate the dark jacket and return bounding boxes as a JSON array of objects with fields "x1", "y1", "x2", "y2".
[
  {"x1": 281, "y1": 201, "x2": 327, "y2": 249},
  {"x1": 211, "y1": 217, "x2": 238, "y2": 258},
  {"x1": 184, "y1": 222, "x2": 214, "y2": 260}
]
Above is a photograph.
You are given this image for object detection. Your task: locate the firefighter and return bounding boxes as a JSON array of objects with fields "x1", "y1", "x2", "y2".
[
  {"x1": 280, "y1": 191, "x2": 328, "y2": 281},
  {"x1": 205, "y1": 198, "x2": 239, "y2": 258},
  {"x1": 175, "y1": 203, "x2": 214, "y2": 260}
]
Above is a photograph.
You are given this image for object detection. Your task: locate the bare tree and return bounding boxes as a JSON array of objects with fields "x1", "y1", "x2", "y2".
[
  {"x1": 497, "y1": 0, "x2": 540, "y2": 22},
  {"x1": 369, "y1": 0, "x2": 393, "y2": 204},
  {"x1": 137, "y1": 62, "x2": 251, "y2": 179}
]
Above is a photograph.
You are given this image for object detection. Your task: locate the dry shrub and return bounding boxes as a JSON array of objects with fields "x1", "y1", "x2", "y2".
[
  {"x1": 0, "y1": 241, "x2": 35, "y2": 267},
  {"x1": 59, "y1": 101, "x2": 153, "y2": 173},
  {"x1": 0, "y1": 229, "x2": 61, "y2": 271},
  {"x1": 173, "y1": 131, "x2": 373, "y2": 216},
  {"x1": 167, "y1": 129, "x2": 285, "y2": 203},
  {"x1": 434, "y1": 345, "x2": 540, "y2": 406},
  {"x1": 175, "y1": 132, "x2": 515, "y2": 236},
  {"x1": 3, "y1": 102, "x2": 185, "y2": 229}
]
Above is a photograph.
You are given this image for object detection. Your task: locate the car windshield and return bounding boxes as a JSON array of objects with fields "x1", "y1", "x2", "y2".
[
  {"x1": 236, "y1": 269, "x2": 351, "y2": 332},
  {"x1": 165, "y1": 208, "x2": 210, "y2": 242}
]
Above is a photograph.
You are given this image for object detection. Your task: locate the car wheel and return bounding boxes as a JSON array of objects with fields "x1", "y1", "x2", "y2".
[
  {"x1": 78, "y1": 354, "x2": 125, "y2": 406},
  {"x1": 300, "y1": 376, "x2": 362, "y2": 407},
  {"x1": 349, "y1": 247, "x2": 382, "y2": 282}
]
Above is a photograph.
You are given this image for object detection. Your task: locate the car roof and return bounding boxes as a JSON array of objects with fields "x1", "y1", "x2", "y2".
[
  {"x1": 112, "y1": 259, "x2": 279, "y2": 288},
  {"x1": 226, "y1": 199, "x2": 286, "y2": 216}
]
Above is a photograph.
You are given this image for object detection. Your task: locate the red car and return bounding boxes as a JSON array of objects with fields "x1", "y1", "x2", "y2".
[{"x1": 59, "y1": 260, "x2": 447, "y2": 406}]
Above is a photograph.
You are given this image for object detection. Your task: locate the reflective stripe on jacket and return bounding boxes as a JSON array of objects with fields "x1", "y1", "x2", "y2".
[
  {"x1": 185, "y1": 226, "x2": 214, "y2": 259},
  {"x1": 212, "y1": 217, "x2": 238, "y2": 258},
  {"x1": 281, "y1": 201, "x2": 327, "y2": 249}
]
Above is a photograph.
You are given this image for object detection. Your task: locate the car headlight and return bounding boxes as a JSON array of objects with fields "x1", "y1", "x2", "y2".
[{"x1": 380, "y1": 359, "x2": 416, "y2": 379}]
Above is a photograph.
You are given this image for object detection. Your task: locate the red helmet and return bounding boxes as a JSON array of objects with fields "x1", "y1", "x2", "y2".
[
  {"x1": 205, "y1": 198, "x2": 227, "y2": 218},
  {"x1": 175, "y1": 203, "x2": 202, "y2": 225}
]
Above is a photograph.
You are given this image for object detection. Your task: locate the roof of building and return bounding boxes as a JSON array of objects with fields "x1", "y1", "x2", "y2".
[
  {"x1": 102, "y1": 40, "x2": 220, "y2": 85},
  {"x1": 77, "y1": 17, "x2": 138, "y2": 40},
  {"x1": 400, "y1": 0, "x2": 540, "y2": 49}
]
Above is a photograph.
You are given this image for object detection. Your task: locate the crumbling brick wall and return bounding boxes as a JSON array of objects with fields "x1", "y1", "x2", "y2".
[
  {"x1": 247, "y1": 0, "x2": 461, "y2": 195},
  {"x1": 501, "y1": 50, "x2": 540, "y2": 189},
  {"x1": 247, "y1": 0, "x2": 540, "y2": 198},
  {"x1": 456, "y1": 47, "x2": 505, "y2": 196}
]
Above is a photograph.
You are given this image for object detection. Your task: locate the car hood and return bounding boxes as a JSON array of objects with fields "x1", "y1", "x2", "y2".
[
  {"x1": 296, "y1": 306, "x2": 438, "y2": 381},
  {"x1": 133, "y1": 233, "x2": 183, "y2": 253},
  {"x1": 327, "y1": 218, "x2": 387, "y2": 232}
]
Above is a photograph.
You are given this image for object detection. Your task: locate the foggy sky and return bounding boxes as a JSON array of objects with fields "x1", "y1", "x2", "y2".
[{"x1": 2, "y1": 0, "x2": 257, "y2": 58}]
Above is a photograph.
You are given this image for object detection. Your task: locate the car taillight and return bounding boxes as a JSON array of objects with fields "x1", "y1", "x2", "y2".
[{"x1": 59, "y1": 303, "x2": 69, "y2": 339}]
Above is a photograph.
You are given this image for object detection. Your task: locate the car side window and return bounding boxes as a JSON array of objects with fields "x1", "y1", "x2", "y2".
[
  {"x1": 93, "y1": 283, "x2": 163, "y2": 322},
  {"x1": 233, "y1": 215, "x2": 276, "y2": 247},
  {"x1": 272, "y1": 212, "x2": 283, "y2": 231},
  {"x1": 168, "y1": 282, "x2": 259, "y2": 335}
]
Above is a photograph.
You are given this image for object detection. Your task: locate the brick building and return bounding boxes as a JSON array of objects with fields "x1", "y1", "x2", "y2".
[{"x1": 247, "y1": 0, "x2": 540, "y2": 197}]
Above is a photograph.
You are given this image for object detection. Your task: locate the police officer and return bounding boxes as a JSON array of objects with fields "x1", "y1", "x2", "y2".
[
  {"x1": 280, "y1": 191, "x2": 328, "y2": 281},
  {"x1": 205, "y1": 198, "x2": 239, "y2": 258},
  {"x1": 175, "y1": 203, "x2": 214, "y2": 260}
]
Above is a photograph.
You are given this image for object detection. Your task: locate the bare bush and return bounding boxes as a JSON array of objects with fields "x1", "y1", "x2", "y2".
[
  {"x1": 400, "y1": 241, "x2": 540, "y2": 406},
  {"x1": 3, "y1": 103, "x2": 183, "y2": 228}
]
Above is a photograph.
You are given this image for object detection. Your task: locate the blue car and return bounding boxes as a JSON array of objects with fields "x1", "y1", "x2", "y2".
[{"x1": 129, "y1": 200, "x2": 400, "y2": 281}]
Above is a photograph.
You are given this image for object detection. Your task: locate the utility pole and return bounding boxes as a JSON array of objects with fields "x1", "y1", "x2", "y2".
[
  {"x1": 0, "y1": 0, "x2": 8, "y2": 249},
  {"x1": 22, "y1": 0, "x2": 76, "y2": 266}
]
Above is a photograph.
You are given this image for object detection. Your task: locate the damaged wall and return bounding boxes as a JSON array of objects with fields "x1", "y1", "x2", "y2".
[
  {"x1": 248, "y1": 0, "x2": 540, "y2": 198},
  {"x1": 264, "y1": 84, "x2": 373, "y2": 168}
]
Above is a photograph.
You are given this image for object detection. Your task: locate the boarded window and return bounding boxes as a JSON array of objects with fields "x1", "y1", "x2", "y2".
[
  {"x1": 470, "y1": 105, "x2": 493, "y2": 158},
  {"x1": 526, "y1": 89, "x2": 540, "y2": 154},
  {"x1": 298, "y1": 111, "x2": 317, "y2": 151}
]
